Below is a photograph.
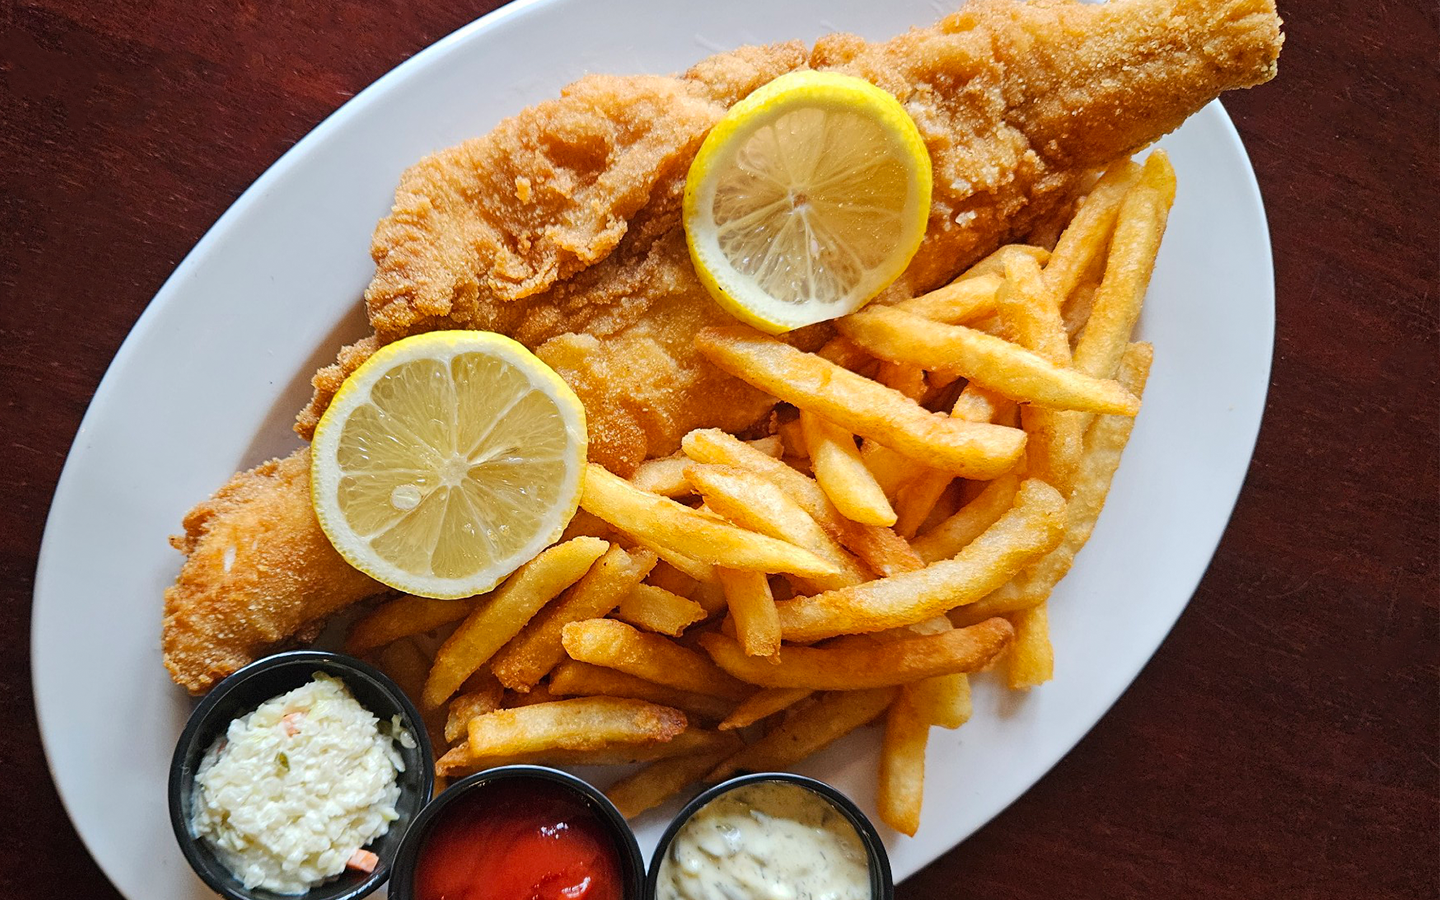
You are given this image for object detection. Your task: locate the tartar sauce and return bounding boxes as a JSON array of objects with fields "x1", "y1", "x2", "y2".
[{"x1": 657, "y1": 781, "x2": 871, "y2": 900}]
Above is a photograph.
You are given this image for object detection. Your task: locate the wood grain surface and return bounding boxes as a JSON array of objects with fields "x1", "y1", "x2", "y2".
[{"x1": 1, "y1": 1, "x2": 1435, "y2": 897}]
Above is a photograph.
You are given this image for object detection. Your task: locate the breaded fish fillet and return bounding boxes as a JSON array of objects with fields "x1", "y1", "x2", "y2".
[{"x1": 164, "y1": 0, "x2": 1282, "y2": 692}]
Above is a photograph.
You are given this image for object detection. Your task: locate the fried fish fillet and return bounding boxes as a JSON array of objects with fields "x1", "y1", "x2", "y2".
[{"x1": 164, "y1": 0, "x2": 1282, "y2": 692}]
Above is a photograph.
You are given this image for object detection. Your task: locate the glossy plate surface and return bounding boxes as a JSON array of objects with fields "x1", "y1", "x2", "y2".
[{"x1": 33, "y1": 0, "x2": 1272, "y2": 896}]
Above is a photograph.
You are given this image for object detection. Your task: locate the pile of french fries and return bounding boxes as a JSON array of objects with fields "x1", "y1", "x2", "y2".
[{"x1": 348, "y1": 150, "x2": 1177, "y2": 836}]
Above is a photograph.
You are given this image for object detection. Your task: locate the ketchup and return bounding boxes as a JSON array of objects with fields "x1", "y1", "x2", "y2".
[{"x1": 413, "y1": 779, "x2": 624, "y2": 900}]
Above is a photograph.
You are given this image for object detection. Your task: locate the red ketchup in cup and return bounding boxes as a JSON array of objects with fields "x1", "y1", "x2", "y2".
[{"x1": 412, "y1": 778, "x2": 623, "y2": 900}]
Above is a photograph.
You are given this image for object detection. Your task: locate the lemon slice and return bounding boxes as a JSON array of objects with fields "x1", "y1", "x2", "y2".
[
  {"x1": 311, "y1": 331, "x2": 587, "y2": 599},
  {"x1": 684, "y1": 70, "x2": 932, "y2": 333}
]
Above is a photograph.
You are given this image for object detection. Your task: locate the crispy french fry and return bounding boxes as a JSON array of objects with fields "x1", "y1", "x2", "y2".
[
  {"x1": 345, "y1": 595, "x2": 476, "y2": 655},
  {"x1": 624, "y1": 533, "x2": 718, "y2": 585},
  {"x1": 700, "y1": 619, "x2": 1013, "y2": 690},
  {"x1": 466, "y1": 697, "x2": 685, "y2": 759},
  {"x1": 875, "y1": 361, "x2": 927, "y2": 401},
  {"x1": 998, "y1": 252, "x2": 1085, "y2": 495},
  {"x1": 606, "y1": 734, "x2": 746, "y2": 818},
  {"x1": 630, "y1": 437, "x2": 782, "y2": 498},
  {"x1": 859, "y1": 439, "x2": 915, "y2": 499},
  {"x1": 444, "y1": 682, "x2": 504, "y2": 744},
  {"x1": 718, "y1": 687, "x2": 814, "y2": 731},
  {"x1": 912, "y1": 474, "x2": 1022, "y2": 563},
  {"x1": 647, "y1": 561, "x2": 699, "y2": 597},
  {"x1": 838, "y1": 306, "x2": 1139, "y2": 416},
  {"x1": 1072, "y1": 151, "x2": 1176, "y2": 381},
  {"x1": 800, "y1": 410, "x2": 897, "y2": 527},
  {"x1": 707, "y1": 688, "x2": 898, "y2": 782},
  {"x1": 776, "y1": 479, "x2": 1065, "y2": 641},
  {"x1": 958, "y1": 244, "x2": 1050, "y2": 281},
  {"x1": 896, "y1": 273, "x2": 1002, "y2": 324},
  {"x1": 614, "y1": 584, "x2": 706, "y2": 636},
  {"x1": 422, "y1": 536, "x2": 609, "y2": 708},
  {"x1": 629, "y1": 457, "x2": 695, "y2": 498},
  {"x1": 815, "y1": 335, "x2": 875, "y2": 371},
  {"x1": 1005, "y1": 602, "x2": 1054, "y2": 689},
  {"x1": 684, "y1": 464, "x2": 870, "y2": 590},
  {"x1": 878, "y1": 691, "x2": 928, "y2": 836},
  {"x1": 547, "y1": 659, "x2": 735, "y2": 721},
  {"x1": 1064, "y1": 281, "x2": 1100, "y2": 341},
  {"x1": 1045, "y1": 160, "x2": 1143, "y2": 303},
  {"x1": 582, "y1": 464, "x2": 838, "y2": 579},
  {"x1": 488, "y1": 545, "x2": 656, "y2": 692},
  {"x1": 952, "y1": 343, "x2": 1152, "y2": 628},
  {"x1": 905, "y1": 674, "x2": 971, "y2": 729},
  {"x1": 717, "y1": 568, "x2": 781, "y2": 658},
  {"x1": 559, "y1": 509, "x2": 614, "y2": 542},
  {"x1": 891, "y1": 383, "x2": 1011, "y2": 538},
  {"x1": 682, "y1": 430, "x2": 923, "y2": 577},
  {"x1": 438, "y1": 727, "x2": 729, "y2": 778},
  {"x1": 694, "y1": 328, "x2": 1027, "y2": 479},
  {"x1": 561, "y1": 618, "x2": 752, "y2": 700}
]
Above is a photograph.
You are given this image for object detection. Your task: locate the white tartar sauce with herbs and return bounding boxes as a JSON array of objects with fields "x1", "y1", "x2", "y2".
[{"x1": 657, "y1": 781, "x2": 871, "y2": 900}]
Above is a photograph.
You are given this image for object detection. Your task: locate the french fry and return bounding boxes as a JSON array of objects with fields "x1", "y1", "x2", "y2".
[
  {"x1": 345, "y1": 595, "x2": 476, "y2": 654},
  {"x1": 629, "y1": 457, "x2": 695, "y2": 498},
  {"x1": 707, "y1": 688, "x2": 898, "y2": 782},
  {"x1": 957, "y1": 244, "x2": 1050, "y2": 281},
  {"x1": 559, "y1": 509, "x2": 614, "y2": 542},
  {"x1": 647, "y1": 561, "x2": 699, "y2": 597},
  {"x1": 1072, "y1": 151, "x2": 1176, "y2": 381},
  {"x1": 896, "y1": 272, "x2": 1002, "y2": 324},
  {"x1": 625, "y1": 533, "x2": 718, "y2": 585},
  {"x1": 912, "y1": 474, "x2": 1022, "y2": 563},
  {"x1": 837, "y1": 306, "x2": 1139, "y2": 416},
  {"x1": 859, "y1": 440, "x2": 916, "y2": 499},
  {"x1": 800, "y1": 410, "x2": 898, "y2": 527},
  {"x1": 998, "y1": 252, "x2": 1085, "y2": 497},
  {"x1": 878, "y1": 692, "x2": 928, "y2": 836},
  {"x1": 718, "y1": 687, "x2": 814, "y2": 731},
  {"x1": 951, "y1": 343, "x2": 1153, "y2": 628},
  {"x1": 682, "y1": 430, "x2": 923, "y2": 577},
  {"x1": 700, "y1": 619, "x2": 1013, "y2": 690},
  {"x1": 1005, "y1": 602, "x2": 1054, "y2": 689},
  {"x1": 422, "y1": 536, "x2": 609, "y2": 708},
  {"x1": 1044, "y1": 159, "x2": 1143, "y2": 303},
  {"x1": 776, "y1": 479, "x2": 1066, "y2": 641},
  {"x1": 815, "y1": 335, "x2": 875, "y2": 371},
  {"x1": 581, "y1": 464, "x2": 839, "y2": 579},
  {"x1": 614, "y1": 584, "x2": 706, "y2": 636},
  {"x1": 438, "y1": 727, "x2": 728, "y2": 778},
  {"x1": 1064, "y1": 280, "x2": 1100, "y2": 341},
  {"x1": 466, "y1": 697, "x2": 686, "y2": 758},
  {"x1": 444, "y1": 681, "x2": 504, "y2": 744},
  {"x1": 905, "y1": 674, "x2": 971, "y2": 729},
  {"x1": 717, "y1": 568, "x2": 781, "y2": 658},
  {"x1": 694, "y1": 328, "x2": 1027, "y2": 479},
  {"x1": 891, "y1": 383, "x2": 1010, "y2": 539},
  {"x1": 606, "y1": 734, "x2": 746, "y2": 818},
  {"x1": 630, "y1": 437, "x2": 782, "y2": 498},
  {"x1": 489, "y1": 545, "x2": 657, "y2": 692},
  {"x1": 547, "y1": 659, "x2": 736, "y2": 722},
  {"x1": 561, "y1": 618, "x2": 752, "y2": 700},
  {"x1": 778, "y1": 417, "x2": 808, "y2": 458},
  {"x1": 684, "y1": 464, "x2": 870, "y2": 590},
  {"x1": 875, "y1": 361, "x2": 927, "y2": 401}
]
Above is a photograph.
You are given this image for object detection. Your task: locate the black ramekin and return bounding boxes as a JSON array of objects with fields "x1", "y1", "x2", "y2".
[
  {"x1": 645, "y1": 772, "x2": 894, "y2": 900},
  {"x1": 168, "y1": 650, "x2": 435, "y2": 900},
  {"x1": 386, "y1": 764, "x2": 645, "y2": 900}
]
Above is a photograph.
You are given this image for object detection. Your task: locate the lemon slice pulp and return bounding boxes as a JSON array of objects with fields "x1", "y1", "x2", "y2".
[
  {"x1": 684, "y1": 71, "x2": 933, "y2": 333},
  {"x1": 311, "y1": 331, "x2": 587, "y2": 599}
]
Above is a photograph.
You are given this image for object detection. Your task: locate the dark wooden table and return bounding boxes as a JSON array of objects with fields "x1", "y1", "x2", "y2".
[{"x1": 3, "y1": 1, "x2": 1435, "y2": 897}]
